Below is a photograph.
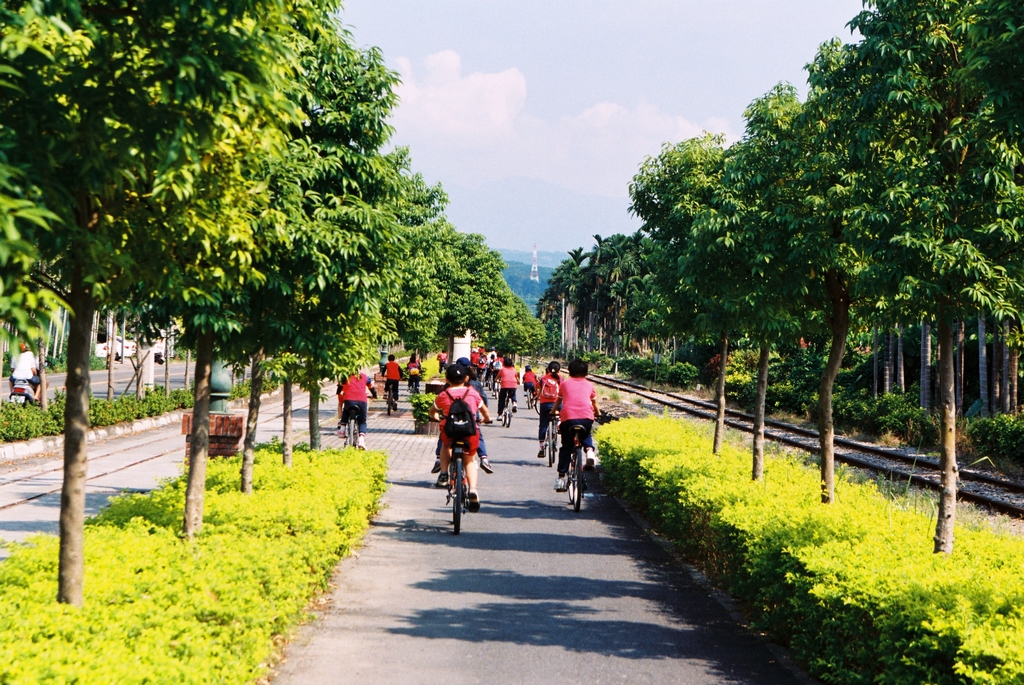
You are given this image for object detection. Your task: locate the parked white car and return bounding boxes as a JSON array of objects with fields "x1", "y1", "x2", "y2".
[{"x1": 94, "y1": 337, "x2": 138, "y2": 360}]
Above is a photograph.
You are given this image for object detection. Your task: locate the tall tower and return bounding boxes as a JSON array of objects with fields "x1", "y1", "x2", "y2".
[{"x1": 530, "y1": 243, "x2": 540, "y2": 282}]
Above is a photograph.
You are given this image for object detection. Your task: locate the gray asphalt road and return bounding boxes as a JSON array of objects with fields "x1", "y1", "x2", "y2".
[
  {"x1": 274, "y1": 392, "x2": 801, "y2": 685},
  {"x1": 27, "y1": 361, "x2": 194, "y2": 400}
]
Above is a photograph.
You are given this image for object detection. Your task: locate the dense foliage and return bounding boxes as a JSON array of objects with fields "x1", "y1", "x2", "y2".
[
  {"x1": 0, "y1": 444, "x2": 387, "y2": 683},
  {"x1": 599, "y1": 417, "x2": 1024, "y2": 685}
]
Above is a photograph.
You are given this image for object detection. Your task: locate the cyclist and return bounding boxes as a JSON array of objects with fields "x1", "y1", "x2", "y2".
[
  {"x1": 536, "y1": 361, "x2": 562, "y2": 458},
  {"x1": 431, "y1": 358, "x2": 494, "y2": 474},
  {"x1": 496, "y1": 356, "x2": 520, "y2": 416},
  {"x1": 338, "y1": 371, "x2": 378, "y2": 449},
  {"x1": 429, "y1": 364, "x2": 492, "y2": 510},
  {"x1": 384, "y1": 354, "x2": 402, "y2": 409},
  {"x1": 551, "y1": 358, "x2": 600, "y2": 491},
  {"x1": 477, "y1": 348, "x2": 489, "y2": 383},
  {"x1": 522, "y1": 364, "x2": 537, "y2": 404},
  {"x1": 407, "y1": 353, "x2": 422, "y2": 393}
]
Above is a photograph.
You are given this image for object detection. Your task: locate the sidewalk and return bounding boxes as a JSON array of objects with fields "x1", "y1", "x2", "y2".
[{"x1": 273, "y1": 389, "x2": 801, "y2": 685}]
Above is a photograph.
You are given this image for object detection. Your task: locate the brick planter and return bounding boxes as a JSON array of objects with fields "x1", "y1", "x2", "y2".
[
  {"x1": 424, "y1": 381, "x2": 446, "y2": 395},
  {"x1": 182, "y1": 412, "x2": 244, "y2": 458},
  {"x1": 414, "y1": 421, "x2": 439, "y2": 436}
]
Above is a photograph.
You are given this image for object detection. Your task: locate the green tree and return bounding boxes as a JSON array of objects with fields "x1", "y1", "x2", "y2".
[{"x1": 1, "y1": 0, "x2": 311, "y2": 604}]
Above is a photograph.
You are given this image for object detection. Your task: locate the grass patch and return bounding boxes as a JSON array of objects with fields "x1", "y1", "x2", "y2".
[
  {"x1": 0, "y1": 444, "x2": 387, "y2": 684},
  {"x1": 599, "y1": 416, "x2": 1024, "y2": 685}
]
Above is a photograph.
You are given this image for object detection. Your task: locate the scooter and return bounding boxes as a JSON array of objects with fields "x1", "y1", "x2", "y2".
[{"x1": 9, "y1": 378, "x2": 38, "y2": 406}]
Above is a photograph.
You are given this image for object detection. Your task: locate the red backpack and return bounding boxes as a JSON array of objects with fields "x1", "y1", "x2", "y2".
[{"x1": 539, "y1": 375, "x2": 560, "y2": 401}]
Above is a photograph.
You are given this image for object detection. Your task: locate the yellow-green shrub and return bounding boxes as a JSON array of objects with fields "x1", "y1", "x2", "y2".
[
  {"x1": 0, "y1": 444, "x2": 387, "y2": 684},
  {"x1": 599, "y1": 417, "x2": 1024, "y2": 685}
]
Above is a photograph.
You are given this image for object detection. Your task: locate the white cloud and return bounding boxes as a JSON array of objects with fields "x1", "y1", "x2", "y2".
[{"x1": 391, "y1": 50, "x2": 735, "y2": 198}]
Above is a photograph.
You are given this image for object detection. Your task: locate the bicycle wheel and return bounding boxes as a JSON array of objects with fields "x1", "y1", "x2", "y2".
[
  {"x1": 453, "y1": 455, "x2": 464, "y2": 535},
  {"x1": 548, "y1": 430, "x2": 557, "y2": 467},
  {"x1": 571, "y1": 449, "x2": 584, "y2": 512},
  {"x1": 348, "y1": 417, "x2": 358, "y2": 448}
]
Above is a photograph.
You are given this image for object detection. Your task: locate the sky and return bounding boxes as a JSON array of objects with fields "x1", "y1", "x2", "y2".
[{"x1": 342, "y1": 0, "x2": 865, "y2": 253}]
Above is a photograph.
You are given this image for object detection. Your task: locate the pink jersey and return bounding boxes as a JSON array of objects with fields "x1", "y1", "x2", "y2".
[
  {"x1": 498, "y1": 366, "x2": 519, "y2": 389},
  {"x1": 341, "y1": 373, "x2": 373, "y2": 402},
  {"x1": 433, "y1": 387, "x2": 483, "y2": 427},
  {"x1": 558, "y1": 377, "x2": 596, "y2": 421}
]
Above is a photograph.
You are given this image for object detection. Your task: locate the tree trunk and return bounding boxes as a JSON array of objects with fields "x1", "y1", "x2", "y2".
[
  {"x1": 992, "y1": 326, "x2": 1002, "y2": 413},
  {"x1": 1002, "y1": 321, "x2": 1010, "y2": 414},
  {"x1": 184, "y1": 348, "x2": 190, "y2": 389},
  {"x1": 934, "y1": 317, "x2": 958, "y2": 554},
  {"x1": 164, "y1": 338, "x2": 171, "y2": 398},
  {"x1": 182, "y1": 331, "x2": 214, "y2": 538},
  {"x1": 57, "y1": 265, "x2": 95, "y2": 606},
  {"x1": 1010, "y1": 319, "x2": 1019, "y2": 414},
  {"x1": 282, "y1": 378, "x2": 293, "y2": 466},
  {"x1": 979, "y1": 315, "x2": 989, "y2": 417},
  {"x1": 818, "y1": 269, "x2": 850, "y2": 505},
  {"x1": 752, "y1": 343, "x2": 770, "y2": 481},
  {"x1": 883, "y1": 330, "x2": 892, "y2": 394},
  {"x1": 712, "y1": 332, "x2": 728, "y2": 455},
  {"x1": 240, "y1": 350, "x2": 265, "y2": 494},
  {"x1": 920, "y1": 321, "x2": 931, "y2": 409},
  {"x1": 872, "y1": 327, "x2": 878, "y2": 399},
  {"x1": 106, "y1": 312, "x2": 114, "y2": 401},
  {"x1": 37, "y1": 338, "x2": 48, "y2": 411},
  {"x1": 955, "y1": 320, "x2": 964, "y2": 416},
  {"x1": 308, "y1": 384, "x2": 321, "y2": 451},
  {"x1": 896, "y1": 324, "x2": 905, "y2": 392}
]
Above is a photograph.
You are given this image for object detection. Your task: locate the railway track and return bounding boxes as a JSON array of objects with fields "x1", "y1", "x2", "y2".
[{"x1": 591, "y1": 373, "x2": 1024, "y2": 518}]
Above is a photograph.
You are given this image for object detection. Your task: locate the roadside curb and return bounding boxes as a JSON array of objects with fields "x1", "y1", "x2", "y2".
[
  {"x1": 0, "y1": 389, "x2": 281, "y2": 464},
  {"x1": 598, "y1": 467, "x2": 822, "y2": 685}
]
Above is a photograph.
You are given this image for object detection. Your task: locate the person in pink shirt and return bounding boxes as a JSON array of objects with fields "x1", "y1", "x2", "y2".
[
  {"x1": 551, "y1": 359, "x2": 601, "y2": 491},
  {"x1": 496, "y1": 357, "x2": 521, "y2": 416},
  {"x1": 337, "y1": 372, "x2": 377, "y2": 449},
  {"x1": 429, "y1": 364, "x2": 492, "y2": 510}
]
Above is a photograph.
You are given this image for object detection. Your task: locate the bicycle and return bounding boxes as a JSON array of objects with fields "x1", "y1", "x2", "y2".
[
  {"x1": 340, "y1": 405, "x2": 360, "y2": 449},
  {"x1": 546, "y1": 414, "x2": 559, "y2": 468},
  {"x1": 525, "y1": 387, "x2": 538, "y2": 412},
  {"x1": 500, "y1": 404, "x2": 512, "y2": 428},
  {"x1": 566, "y1": 424, "x2": 589, "y2": 512},
  {"x1": 447, "y1": 439, "x2": 471, "y2": 534},
  {"x1": 384, "y1": 382, "x2": 398, "y2": 415}
]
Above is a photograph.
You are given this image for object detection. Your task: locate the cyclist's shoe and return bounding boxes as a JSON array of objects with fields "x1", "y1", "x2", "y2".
[
  {"x1": 357, "y1": 434, "x2": 367, "y2": 450},
  {"x1": 338, "y1": 430, "x2": 347, "y2": 440},
  {"x1": 584, "y1": 447, "x2": 596, "y2": 470},
  {"x1": 431, "y1": 458, "x2": 442, "y2": 474},
  {"x1": 467, "y1": 490, "x2": 481, "y2": 512},
  {"x1": 555, "y1": 475, "x2": 568, "y2": 492},
  {"x1": 435, "y1": 472, "x2": 449, "y2": 488},
  {"x1": 537, "y1": 447, "x2": 545, "y2": 459},
  {"x1": 512, "y1": 402, "x2": 518, "y2": 413},
  {"x1": 479, "y1": 456, "x2": 494, "y2": 474}
]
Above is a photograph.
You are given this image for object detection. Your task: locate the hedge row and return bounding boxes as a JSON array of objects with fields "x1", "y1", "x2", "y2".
[
  {"x1": 598, "y1": 417, "x2": 1024, "y2": 685},
  {"x1": 0, "y1": 388, "x2": 195, "y2": 443},
  {"x1": 967, "y1": 414, "x2": 1024, "y2": 467},
  {"x1": 0, "y1": 444, "x2": 387, "y2": 684},
  {"x1": 615, "y1": 356, "x2": 699, "y2": 388}
]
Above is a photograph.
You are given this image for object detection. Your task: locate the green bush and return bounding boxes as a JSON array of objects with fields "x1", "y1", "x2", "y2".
[
  {"x1": 832, "y1": 387, "x2": 939, "y2": 446},
  {"x1": 599, "y1": 417, "x2": 1024, "y2": 685},
  {"x1": 967, "y1": 414, "x2": 1024, "y2": 467},
  {"x1": 0, "y1": 444, "x2": 387, "y2": 684},
  {"x1": 409, "y1": 392, "x2": 437, "y2": 424},
  {"x1": 615, "y1": 356, "x2": 698, "y2": 388},
  {"x1": 0, "y1": 388, "x2": 194, "y2": 443}
]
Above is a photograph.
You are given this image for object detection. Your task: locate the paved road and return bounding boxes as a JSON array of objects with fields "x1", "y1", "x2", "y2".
[
  {"x1": 26, "y1": 360, "x2": 194, "y2": 401},
  {"x1": 274, "y1": 392, "x2": 800, "y2": 685}
]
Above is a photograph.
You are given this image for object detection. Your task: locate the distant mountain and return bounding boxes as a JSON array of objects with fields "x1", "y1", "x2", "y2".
[
  {"x1": 498, "y1": 249, "x2": 568, "y2": 269},
  {"x1": 502, "y1": 261, "x2": 554, "y2": 311}
]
